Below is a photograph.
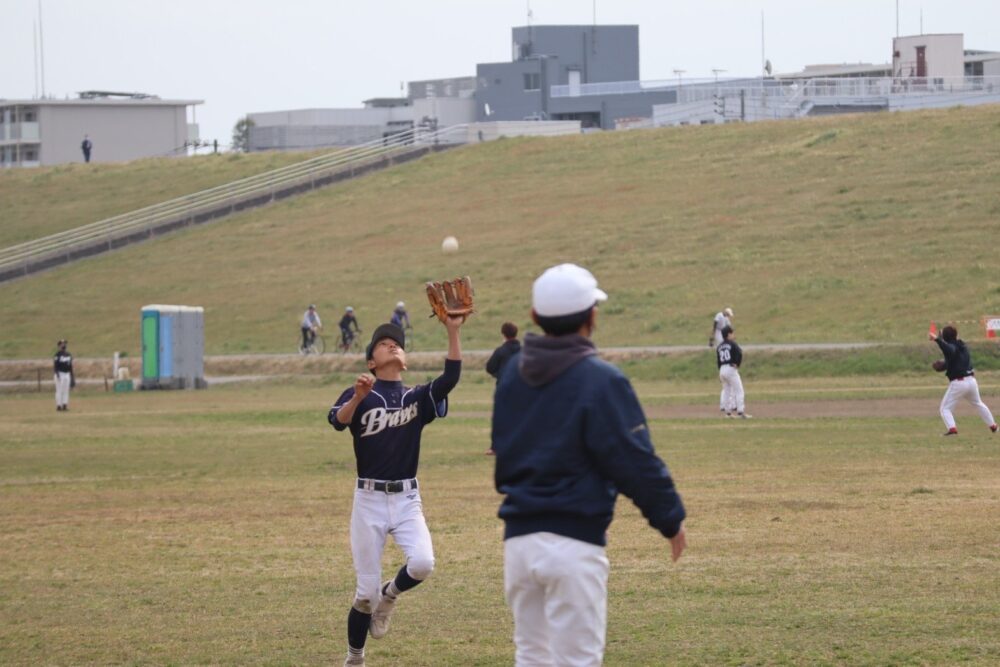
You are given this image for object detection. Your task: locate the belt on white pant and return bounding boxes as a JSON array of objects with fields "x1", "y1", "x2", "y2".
[{"x1": 357, "y1": 478, "x2": 418, "y2": 493}]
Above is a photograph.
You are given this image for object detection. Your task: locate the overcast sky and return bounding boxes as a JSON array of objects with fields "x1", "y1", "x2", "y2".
[{"x1": 4, "y1": 1, "x2": 999, "y2": 148}]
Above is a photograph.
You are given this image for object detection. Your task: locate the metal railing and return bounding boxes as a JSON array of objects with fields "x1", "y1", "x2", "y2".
[
  {"x1": 553, "y1": 75, "x2": 1000, "y2": 100},
  {"x1": 0, "y1": 124, "x2": 471, "y2": 281}
]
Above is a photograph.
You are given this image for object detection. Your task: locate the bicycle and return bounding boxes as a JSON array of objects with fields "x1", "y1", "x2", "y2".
[
  {"x1": 298, "y1": 329, "x2": 326, "y2": 355},
  {"x1": 338, "y1": 329, "x2": 363, "y2": 354}
]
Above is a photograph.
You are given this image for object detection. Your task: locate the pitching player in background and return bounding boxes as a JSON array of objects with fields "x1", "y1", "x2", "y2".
[
  {"x1": 328, "y1": 317, "x2": 465, "y2": 667},
  {"x1": 929, "y1": 325, "x2": 998, "y2": 436},
  {"x1": 493, "y1": 263, "x2": 686, "y2": 666},
  {"x1": 717, "y1": 325, "x2": 751, "y2": 419}
]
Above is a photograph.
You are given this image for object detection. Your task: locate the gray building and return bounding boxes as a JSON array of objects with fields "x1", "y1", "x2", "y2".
[
  {"x1": 476, "y1": 25, "x2": 676, "y2": 129},
  {"x1": 0, "y1": 92, "x2": 201, "y2": 168}
]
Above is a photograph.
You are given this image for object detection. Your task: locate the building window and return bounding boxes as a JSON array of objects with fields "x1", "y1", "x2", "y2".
[{"x1": 523, "y1": 73, "x2": 540, "y2": 91}]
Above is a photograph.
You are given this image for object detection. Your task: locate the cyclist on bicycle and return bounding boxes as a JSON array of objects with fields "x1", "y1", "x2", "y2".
[
  {"x1": 301, "y1": 304, "x2": 323, "y2": 352},
  {"x1": 339, "y1": 306, "x2": 361, "y2": 349},
  {"x1": 390, "y1": 301, "x2": 411, "y2": 330}
]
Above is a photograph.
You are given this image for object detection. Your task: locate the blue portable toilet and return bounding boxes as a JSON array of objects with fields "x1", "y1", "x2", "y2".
[{"x1": 140, "y1": 305, "x2": 205, "y2": 389}]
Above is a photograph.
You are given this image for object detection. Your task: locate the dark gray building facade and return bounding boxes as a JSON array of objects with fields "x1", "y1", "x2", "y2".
[{"x1": 476, "y1": 25, "x2": 676, "y2": 129}]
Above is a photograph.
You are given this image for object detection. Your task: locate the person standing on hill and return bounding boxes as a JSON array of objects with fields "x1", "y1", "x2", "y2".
[
  {"x1": 492, "y1": 263, "x2": 686, "y2": 666},
  {"x1": 717, "y1": 325, "x2": 750, "y2": 419},
  {"x1": 929, "y1": 325, "x2": 998, "y2": 436},
  {"x1": 484, "y1": 322, "x2": 521, "y2": 455},
  {"x1": 81, "y1": 135, "x2": 92, "y2": 163},
  {"x1": 53, "y1": 339, "x2": 75, "y2": 411}
]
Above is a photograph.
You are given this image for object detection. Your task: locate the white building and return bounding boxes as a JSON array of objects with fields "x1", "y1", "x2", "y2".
[
  {"x1": 0, "y1": 92, "x2": 201, "y2": 168},
  {"x1": 893, "y1": 34, "x2": 965, "y2": 79}
]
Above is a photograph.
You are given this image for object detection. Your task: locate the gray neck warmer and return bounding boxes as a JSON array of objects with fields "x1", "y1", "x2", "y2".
[{"x1": 518, "y1": 332, "x2": 598, "y2": 387}]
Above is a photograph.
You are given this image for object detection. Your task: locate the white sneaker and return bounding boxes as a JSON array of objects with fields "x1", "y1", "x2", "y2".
[
  {"x1": 343, "y1": 652, "x2": 365, "y2": 666},
  {"x1": 739, "y1": 413, "x2": 752, "y2": 419},
  {"x1": 369, "y1": 581, "x2": 396, "y2": 639}
]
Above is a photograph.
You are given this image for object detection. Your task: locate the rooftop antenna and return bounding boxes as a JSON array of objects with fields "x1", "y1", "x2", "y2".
[
  {"x1": 760, "y1": 10, "x2": 766, "y2": 78},
  {"x1": 920, "y1": 6, "x2": 923, "y2": 34},
  {"x1": 38, "y1": 0, "x2": 47, "y2": 98},
  {"x1": 895, "y1": 0, "x2": 899, "y2": 38},
  {"x1": 33, "y1": 19, "x2": 40, "y2": 98},
  {"x1": 593, "y1": 0, "x2": 596, "y2": 25}
]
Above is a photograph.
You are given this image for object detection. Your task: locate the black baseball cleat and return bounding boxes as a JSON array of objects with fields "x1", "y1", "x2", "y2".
[
  {"x1": 943, "y1": 428, "x2": 958, "y2": 436},
  {"x1": 990, "y1": 424, "x2": 998, "y2": 433}
]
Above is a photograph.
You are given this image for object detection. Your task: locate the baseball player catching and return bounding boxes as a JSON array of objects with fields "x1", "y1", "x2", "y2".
[
  {"x1": 328, "y1": 280, "x2": 471, "y2": 667},
  {"x1": 929, "y1": 325, "x2": 997, "y2": 436},
  {"x1": 709, "y1": 307, "x2": 733, "y2": 348}
]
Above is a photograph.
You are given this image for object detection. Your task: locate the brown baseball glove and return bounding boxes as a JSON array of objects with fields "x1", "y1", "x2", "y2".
[
  {"x1": 932, "y1": 359, "x2": 946, "y2": 372},
  {"x1": 426, "y1": 276, "x2": 475, "y2": 323}
]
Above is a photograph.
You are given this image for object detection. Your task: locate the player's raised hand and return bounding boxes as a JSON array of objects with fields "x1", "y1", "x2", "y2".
[
  {"x1": 445, "y1": 314, "x2": 465, "y2": 330},
  {"x1": 669, "y1": 526, "x2": 687, "y2": 562},
  {"x1": 354, "y1": 374, "x2": 374, "y2": 400}
]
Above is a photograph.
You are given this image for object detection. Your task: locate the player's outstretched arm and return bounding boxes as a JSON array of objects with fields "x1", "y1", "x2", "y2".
[
  {"x1": 336, "y1": 375, "x2": 374, "y2": 424},
  {"x1": 444, "y1": 315, "x2": 463, "y2": 361}
]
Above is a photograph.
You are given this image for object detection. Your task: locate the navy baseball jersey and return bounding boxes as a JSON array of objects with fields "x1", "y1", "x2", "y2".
[
  {"x1": 329, "y1": 359, "x2": 460, "y2": 479},
  {"x1": 54, "y1": 350, "x2": 73, "y2": 373},
  {"x1": 716, "y1": 341, "x2": 742, "y2": 368}
]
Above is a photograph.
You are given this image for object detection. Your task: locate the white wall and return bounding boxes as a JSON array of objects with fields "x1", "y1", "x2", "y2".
[
  {"x1": 893, "y1": 34, "x2": 964, "y2": 78},
  {"x1": 39, "y1": 104, "x2": 189, "y2": 165},
  {"x1": 412, "y1": 97, "x2": 476, "y2": 127}
]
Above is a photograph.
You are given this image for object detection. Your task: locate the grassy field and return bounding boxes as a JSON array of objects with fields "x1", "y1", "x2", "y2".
[
  {"x1": 0, "y1": 150, "x2": 327, "y2": 247},
  {"x1": 2, "y1": 106, "x2": 1000, "y2": 359},
  {"x1": 2, "y1": 376, "x2": 998, "y2": 666}
]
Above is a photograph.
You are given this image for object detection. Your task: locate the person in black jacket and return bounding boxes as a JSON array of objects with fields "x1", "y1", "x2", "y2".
[
  {"x1": 493, "y1": 263, "x2": 686, "y2": 666},
  {"x1": 484, "y1": 322, "x2": 521, "y2": 455},
  {"x1": 929, "y1": 325, "x2": 997, "y2": 436}
]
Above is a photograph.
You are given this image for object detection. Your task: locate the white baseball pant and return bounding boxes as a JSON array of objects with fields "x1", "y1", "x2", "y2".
[
  {"x1": 939, "y1": 377, "x2": 995, "y2": 430},
  {"x1": 54, "y1": 372, "x2": 71, "y2": 407},
  {"x1": 719, "y1": 365, "x2": 745, "y2": 414},
  {"x1": 350, "y1": 483, "x2": 434, "y2": 611},
  {"x1": 504, "y1": 532, "x2": 609, "y2": 667}
]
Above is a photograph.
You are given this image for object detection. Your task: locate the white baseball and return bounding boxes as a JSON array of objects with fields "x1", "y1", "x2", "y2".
[{"x1": 442, "y1": 236, "x2": 459, "y2": 253}]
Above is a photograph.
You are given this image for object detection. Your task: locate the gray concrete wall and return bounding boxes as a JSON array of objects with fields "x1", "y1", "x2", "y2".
[
  {"x1": 550, "y1": 89, "x2": 677, "y2": 129},
  {"x1": 476, "y1": 58, "x2": 560, "y2": 121},
  {"x1": 511, "y1": 25, "x2": 639, "y2": 84},
  {"x1": 39, "y1": 104, "x2": 188, "y2": 165}
]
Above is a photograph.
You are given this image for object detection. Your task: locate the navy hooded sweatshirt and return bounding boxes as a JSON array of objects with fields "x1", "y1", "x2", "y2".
[{"x1": 492, "y1": 333, "x2": 685, "y2": 547}]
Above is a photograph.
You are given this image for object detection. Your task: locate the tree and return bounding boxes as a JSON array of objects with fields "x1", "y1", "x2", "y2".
[{"x1": 231, "y1": 116, "x2": 255, "y2": 152}]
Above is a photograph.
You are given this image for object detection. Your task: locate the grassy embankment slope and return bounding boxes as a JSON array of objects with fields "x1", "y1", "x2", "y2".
[
  {"x1": 0, "y1": 150, "x2": 327, "y2": 247},
  {"x1": 1, "y1": 106, "x2": 999, "y2": 359}
]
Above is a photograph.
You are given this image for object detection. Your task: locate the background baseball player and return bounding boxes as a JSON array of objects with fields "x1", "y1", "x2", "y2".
[
  {"x1": 709, "y1": 307, "x2": 733, "y2": 348},
  {"x1": 328, "y1": 313, "x2": 465, "y2": 667},
  {"x1": 484, "y1": 322, "x2": 521, "y2": 456},
  {"x1": 493, "y1": 263, "x2": 686, "y2": 666},
  {"x1": 53, "y1": 339, "x2": 75, "y2": 411},
  {"x1": 717, "y1": 325, "x2": 750, "y2": 419},
  {"x1": 929, "y1": 325, "x2": 997, "y2": 436}
]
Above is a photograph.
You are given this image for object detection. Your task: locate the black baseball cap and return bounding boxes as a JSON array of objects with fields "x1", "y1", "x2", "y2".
[{"x1": 366, "y1": 323, "x2": 406, "y2": 360}]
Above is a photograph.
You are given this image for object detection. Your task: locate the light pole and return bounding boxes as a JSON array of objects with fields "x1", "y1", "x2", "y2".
[
  {"x1": 712, "y1": 69, "x2": 727, "y2": 84},
  {"x1": 673, "y1": 69, "x2": 686, "y2": 88}
]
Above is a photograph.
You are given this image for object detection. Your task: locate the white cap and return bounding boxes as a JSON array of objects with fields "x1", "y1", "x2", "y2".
[
  {"x1": 396, "y1": 301, "x2": 405, "y2": 309},
  {"x1": 532, "y1": 263, "x2": 608, "y2": 317},
  {"x1": 724, "y1": 307, "x2": 733, "y2": 317}
]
